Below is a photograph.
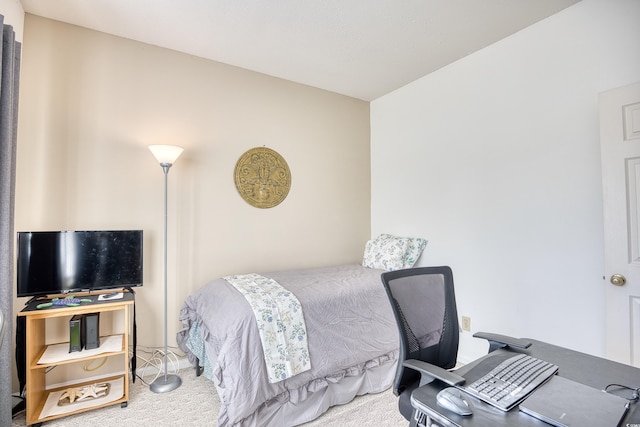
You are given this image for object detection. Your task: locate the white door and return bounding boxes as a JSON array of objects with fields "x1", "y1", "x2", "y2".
[{"x1": 601, "y1": 81, "x2": 640, "y2": 365}]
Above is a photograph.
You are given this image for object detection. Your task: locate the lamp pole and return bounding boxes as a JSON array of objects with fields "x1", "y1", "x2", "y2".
[{"x1": 149, "y1": 145, "x2": 183, "y2": 393}]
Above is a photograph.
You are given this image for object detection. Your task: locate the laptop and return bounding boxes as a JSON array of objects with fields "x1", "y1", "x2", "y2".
[{"x1": 519, "y1": 375, "x2": 629, "y2": 427}]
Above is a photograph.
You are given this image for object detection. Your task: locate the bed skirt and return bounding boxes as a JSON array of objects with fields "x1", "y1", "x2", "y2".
[
  {"x1": 185, "y1": 330, "x2": 398, "y2": 426},
  {"x1": 184, "y1": 330, "x2": 398, "y2": 426},
  {"x1": 229, "y1": 350, "x2": 397, "y2": 426}
]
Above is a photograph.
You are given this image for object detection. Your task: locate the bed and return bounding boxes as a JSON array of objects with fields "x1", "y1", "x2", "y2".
[{"x1": 176, "y1": 235, "x2": 427, "y2": 426}]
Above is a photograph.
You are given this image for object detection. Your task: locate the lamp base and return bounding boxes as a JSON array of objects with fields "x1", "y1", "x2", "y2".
[{"x1": 150, "y1": 374, "x2": 182, "y2": 393}]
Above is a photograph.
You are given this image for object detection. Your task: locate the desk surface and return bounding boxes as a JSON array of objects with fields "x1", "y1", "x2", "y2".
[{"x1": 411, "y1": 339, "x2": 640, "y2": 426}]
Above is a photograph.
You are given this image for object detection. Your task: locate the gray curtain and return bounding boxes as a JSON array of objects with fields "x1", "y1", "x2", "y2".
[{"x1": 0, "y1": 14, "x2": 21, "y2": 427}]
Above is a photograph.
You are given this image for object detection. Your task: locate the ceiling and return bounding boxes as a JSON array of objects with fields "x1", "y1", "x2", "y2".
[{"x1": 19, "y1": 0, "x2": 580, "y2": 101}]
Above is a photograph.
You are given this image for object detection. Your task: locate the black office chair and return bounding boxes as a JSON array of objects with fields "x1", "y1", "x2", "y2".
[
  {"x1": 381, "y1": 266, "x2": 460, "y2": 419},
  {"x1": 382, "y1": 266, "x2": 533, "y2": 421}
]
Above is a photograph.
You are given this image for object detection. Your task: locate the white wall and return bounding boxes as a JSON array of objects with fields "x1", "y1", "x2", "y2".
[
  {"x1": 0, "y1": 0, "x2": 23, "y2": 41},
  {"x1": 371, "y1": 0, "x2": 640, "y2": 363}
]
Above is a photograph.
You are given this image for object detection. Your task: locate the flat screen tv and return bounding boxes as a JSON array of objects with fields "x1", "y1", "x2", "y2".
[{"x1": 17, "y1": 230, "x2": 143, "y2": 298}]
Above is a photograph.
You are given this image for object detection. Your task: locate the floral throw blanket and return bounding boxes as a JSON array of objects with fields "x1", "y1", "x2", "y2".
[{"x1": 224, "y1": 273, "x2": 311, "y2": 382}]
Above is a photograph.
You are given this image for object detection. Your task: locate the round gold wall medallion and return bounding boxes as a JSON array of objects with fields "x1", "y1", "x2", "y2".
[{"x1": 234, "y1": 147, "x2": 291, "y2": 208}]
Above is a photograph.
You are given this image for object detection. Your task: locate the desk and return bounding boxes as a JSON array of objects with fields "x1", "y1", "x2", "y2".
[{"x1": 409, "y1": 339, "x2": 640, "y2": 427}]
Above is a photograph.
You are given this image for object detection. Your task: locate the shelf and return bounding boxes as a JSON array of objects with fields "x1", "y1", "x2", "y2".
[
  {"x1": 20, "y1": 291, "x2": 135, "y2": 314},
  {"x1": 19, "y1": 291, "x2": 134, "y2": 425},
  {"x1": 38, "y1": 376, "x2": 125, "y2": 422},
  {"x1": 35, "y1": 335, "x2": 124, "y2": 367}
]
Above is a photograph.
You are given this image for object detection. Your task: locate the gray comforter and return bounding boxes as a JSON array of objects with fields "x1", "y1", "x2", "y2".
[{"x1": 177, "y1": 264, "x2": 399, "y2": 426}]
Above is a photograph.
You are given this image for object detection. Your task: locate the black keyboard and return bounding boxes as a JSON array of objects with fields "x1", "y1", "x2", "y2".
[{"x1": 463, "y1": 354, "x2": 558, "y2": 411}]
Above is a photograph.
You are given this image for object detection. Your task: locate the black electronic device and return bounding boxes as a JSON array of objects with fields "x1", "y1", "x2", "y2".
[
  {"x1": 69, "y1": 315, "x2": 83, "y2": 352},
  {"x1": 84, "y1": 312, "x2": 100, "y2": 350},
  {"x1": 16, "y1": 230, "x2": 143, "y2": 298}
]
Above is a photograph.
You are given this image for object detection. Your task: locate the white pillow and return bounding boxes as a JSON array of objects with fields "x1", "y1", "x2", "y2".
[{"x1": 362, "y1": 235, "x2": 410, "y2": 271}]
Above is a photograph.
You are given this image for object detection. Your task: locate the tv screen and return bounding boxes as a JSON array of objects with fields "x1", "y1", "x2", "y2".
[{"x1": 17, "y1": 230, "x2": 143, "y2": 298}]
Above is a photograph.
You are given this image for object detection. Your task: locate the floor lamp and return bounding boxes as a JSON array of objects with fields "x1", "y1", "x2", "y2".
[{"x1": 148, "y1": 144, "x2": 184, "y2": 393}]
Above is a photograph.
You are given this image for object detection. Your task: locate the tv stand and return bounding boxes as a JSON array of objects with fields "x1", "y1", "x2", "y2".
[{"x1": 18, "y1": 290, "x2": 134, "y2": 426}]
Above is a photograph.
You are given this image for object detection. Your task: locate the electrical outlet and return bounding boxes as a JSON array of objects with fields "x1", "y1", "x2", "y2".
[{"x1": 461, "y1": 316, "x2": 471, "y2": 332}]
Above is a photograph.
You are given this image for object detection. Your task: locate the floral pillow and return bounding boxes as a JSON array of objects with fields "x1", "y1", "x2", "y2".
[
  {"x1": 362, "y1": 235, "x2": 410, "y2": 271},
  {"x1": 397, "y1": 235, "x2": 428, "y2": 268},
  {"x1": 362, "y1": 234, "x2": 428, "y2": 271}
]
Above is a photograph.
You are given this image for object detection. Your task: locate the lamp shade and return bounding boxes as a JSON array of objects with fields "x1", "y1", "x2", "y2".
[{"x1": 149, "y1": 145, "x2": 184, "y2": 165}]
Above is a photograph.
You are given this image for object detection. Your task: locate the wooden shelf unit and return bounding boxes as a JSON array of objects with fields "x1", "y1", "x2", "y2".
[{"x1": 18, "y1": 291, "x2": 134, "y2": 426}]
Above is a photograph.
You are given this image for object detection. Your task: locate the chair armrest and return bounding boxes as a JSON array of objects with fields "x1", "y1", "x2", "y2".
[
  {"x1": 403, "y1": 359, "x2": 466, "y2": 387},
  {"x1": 473, "y1": 332, "x2": 532, "y2": 352}
]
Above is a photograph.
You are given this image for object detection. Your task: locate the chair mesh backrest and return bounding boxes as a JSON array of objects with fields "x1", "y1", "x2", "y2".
[{"x1": 381, "y1": 266, "x2": 459, "y2": 395}]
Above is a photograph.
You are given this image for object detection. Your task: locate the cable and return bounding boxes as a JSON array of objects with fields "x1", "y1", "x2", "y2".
[
  {"x1": 604, "y1": 383, "x2": 640, "y2": 401},
  {"x1": 131, "y1": 345, "x2": 184, "y2": 387},
  {"x1": 11, "y1": 394, "x2": 26, "y2": 419},
  {"x1": 82, "y1": 357, "x2": 108, "y2": 372}
]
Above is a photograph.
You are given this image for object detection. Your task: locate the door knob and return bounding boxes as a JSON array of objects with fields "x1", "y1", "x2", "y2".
[{"x1": 610, "y1": 274, "x2": 627, "y2": 286}]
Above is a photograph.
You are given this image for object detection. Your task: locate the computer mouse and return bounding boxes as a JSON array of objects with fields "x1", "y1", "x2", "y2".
[{"x1": 436, "y1": 387, "x2": 473, "y2": 416}]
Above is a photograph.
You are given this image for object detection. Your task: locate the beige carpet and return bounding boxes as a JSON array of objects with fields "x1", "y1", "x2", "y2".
[{"x1": 12, "y1": 368, "x2": 407, "y2": 426}]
